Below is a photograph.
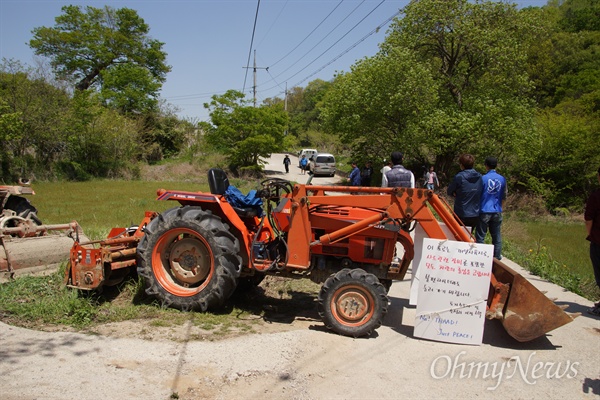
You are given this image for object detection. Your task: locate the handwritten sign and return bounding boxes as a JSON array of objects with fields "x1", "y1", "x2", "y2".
[
  {"x1": 413, "y1": 238, "x2": 494, "y2": 345},
  {"x1": 409, "y1": 223, "x2": 463, "y2": 305}
]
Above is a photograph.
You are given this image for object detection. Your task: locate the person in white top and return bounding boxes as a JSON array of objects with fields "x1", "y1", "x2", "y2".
[{"x1": 380, "y1": 160, "x2": 392, "y2": 186}]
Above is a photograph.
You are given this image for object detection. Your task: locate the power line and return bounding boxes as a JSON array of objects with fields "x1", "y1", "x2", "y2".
[
  {"x1": 165, "y1": 1, "x2": 396, "y2": 108},
  {"x1": 290, "y1": 10, "x2": 400, "y2": 89},
  {"x1": 267, "y1": 0, "x2": 346, "y2": 69},
  {"x1": 269, "y1": 0, "x2": 367, "y2": 82},
  {"x1": 256, "y1": 0, "x2": 290, "y2": 49},
  {"x1": 259, "y1": 0, "x2": 390, "y2": 94},
  {"x1": 242, "y1": 0, "x2": 262, "y2": 94}
]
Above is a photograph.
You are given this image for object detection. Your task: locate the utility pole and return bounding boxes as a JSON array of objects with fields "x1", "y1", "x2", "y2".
[
  {"x1": 284, "y1": 82, "x2": 288, "y2": 112},
  {"x1": 243, "y1": 50, "x2": 268, "y2": 107},
  {"x1": 284, "y1": 82, "x2": 288, "y2": 136}
]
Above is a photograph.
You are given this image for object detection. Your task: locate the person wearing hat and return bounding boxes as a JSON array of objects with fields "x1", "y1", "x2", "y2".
[{"x1": 382, "y1": 151, "x2": 414, "y2": 188}]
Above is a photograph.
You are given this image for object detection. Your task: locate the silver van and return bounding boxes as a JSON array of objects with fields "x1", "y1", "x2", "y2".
[{"x1": 311, "y1": 153, "x2": 336, "y2": 177}]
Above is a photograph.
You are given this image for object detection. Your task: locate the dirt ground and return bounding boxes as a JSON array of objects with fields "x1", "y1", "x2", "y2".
[
  {"x1": 1, "y1": 154, "x2": 599, "y2": 399},
  {"x1": 1, "y1": 260, "x2": 599, "y2": 400}
]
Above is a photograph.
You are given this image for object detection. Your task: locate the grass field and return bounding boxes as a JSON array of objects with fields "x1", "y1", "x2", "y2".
[
  {"x1": 505, "y1": 218, "x2": 589, "y2": 276},
  {"x1": 32, "y1": 180, "x2": 211, "y2": 240}
]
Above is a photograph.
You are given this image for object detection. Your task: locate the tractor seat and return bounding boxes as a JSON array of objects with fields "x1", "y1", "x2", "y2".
[{"x1": 207, "y1": 168, "x2": 261, "y2": 218}]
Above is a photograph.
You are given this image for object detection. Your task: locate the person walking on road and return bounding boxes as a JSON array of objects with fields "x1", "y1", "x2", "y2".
[
  {"x1": 585, "y1": 166, "x2": 600, "y2": 316},
  {"x1": 447, "y1": 154, "x2": 482, "y2": 234},
  {"x1": 382, "y1": 152, "x2": 414, "y2": 188},
  {"x1": 283, "y1": 155, "x2": 291, "y2": 173},
  {"x1": 300, "y1": 155, "x2": 308, "y2": 175},
  {"x1": 475, "y1": 156, "x2": 506, "y2": 260},
  {"x1": 424, "y1": 166, "x2": 439, "y2": 191}
]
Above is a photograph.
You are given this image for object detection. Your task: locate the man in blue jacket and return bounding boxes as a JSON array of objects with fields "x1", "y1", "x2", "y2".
[
  {"x1": 349, "y1": 162, "x2": 361, "y2": 186},
  {"x1": 447, "y1": 154, "x2": 482, "y2": 234},
  {"x1": 476, "y1": 156, "x2": 507, "y2": 260}
]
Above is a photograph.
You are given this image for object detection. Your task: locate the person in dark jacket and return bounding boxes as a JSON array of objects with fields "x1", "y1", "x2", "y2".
[
  {"x1": 361, "y1": 161, "x2": 374, "y2": 186},
  {"x1": 447, "y1": 154, "x2": 482, "y2": 234},
  {"x1": 382, "y1": 152, "x2": 414, "y2": 188},
  {"x1": 585, "y1": 166, "x2": 600, "y2": 316}
]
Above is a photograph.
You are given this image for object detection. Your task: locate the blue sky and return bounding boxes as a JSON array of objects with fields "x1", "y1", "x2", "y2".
[{"x1": 1, "y1": 0, "x2": 549, "y2": 122}]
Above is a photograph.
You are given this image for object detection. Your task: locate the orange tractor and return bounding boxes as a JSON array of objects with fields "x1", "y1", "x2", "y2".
[{"x1": 65, "y1": 169, "x2": 577, "y2": 341}]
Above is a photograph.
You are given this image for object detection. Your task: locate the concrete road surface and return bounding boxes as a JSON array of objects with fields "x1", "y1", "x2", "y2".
[{"x1": 263, "y1": 152, "x2": 342, "y2": 186}]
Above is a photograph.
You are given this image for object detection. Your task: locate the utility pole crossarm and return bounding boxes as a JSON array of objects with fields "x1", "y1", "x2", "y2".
[{"x1": 242, "y1": 50, "x2": 268, "y2": 107}]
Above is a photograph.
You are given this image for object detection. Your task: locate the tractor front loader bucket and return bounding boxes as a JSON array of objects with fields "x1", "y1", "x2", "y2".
[
  {"x1": 1, "y1": 222, "x2": 87, "y2": 282},
  {"x1": 487, "y1": 259, "x2": 579, "y2": 342}
]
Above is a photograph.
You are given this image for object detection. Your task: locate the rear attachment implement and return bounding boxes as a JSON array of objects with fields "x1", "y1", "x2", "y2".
[
  {"x1": 64, "y1": 212, "x2": 156, "y2": 290},
  {"x1": 0, "y1": 221, "x2": 86, "y2": 281}
]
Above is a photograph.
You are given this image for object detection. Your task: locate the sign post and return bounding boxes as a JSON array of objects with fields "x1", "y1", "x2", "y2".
[{"x1": 414, "y1": 238, "x2": 494, "y2": 345}]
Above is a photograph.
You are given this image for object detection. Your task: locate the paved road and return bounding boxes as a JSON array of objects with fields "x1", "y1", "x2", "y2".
[{"x1": 263, "y1": 153, "x2": 342, "y2": 186}]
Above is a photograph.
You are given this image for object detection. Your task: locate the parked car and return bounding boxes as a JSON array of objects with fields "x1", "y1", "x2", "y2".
[
  {"x1": 311, "y1": 153, "x2": 336, "y2": 177},
  {"x1": 298, "y1": 149, "x2": 318, "y2": 167}
]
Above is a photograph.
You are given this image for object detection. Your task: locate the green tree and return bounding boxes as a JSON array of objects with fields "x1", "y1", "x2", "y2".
[
  {"x1": 0, "y1": 99, "x2": 23, "y2": 181},
  {"x1": 0, "y1": 59, "x2": 71, "y2": 180},
  {"x1": 60, "y1": 91, "x2": 140, "y2": 180},
  {"x1": 521, "y1": 0, "x2": 600, "y2": 208},
  {"x1": 380, "y1": 0, "x2": 537, "y2": 176},
  {"x1": 321, "y1": 0, "x2": 537, "y2": 179},
  {"x1": 30, "y1": 5, "x2": 170, "y2": 114},
  {"x1": 320, "y1": 47, "x2": 437, "y2": 168},
  {"x1": 204, "y1": 90, "x2": 287, "y2": 174}
]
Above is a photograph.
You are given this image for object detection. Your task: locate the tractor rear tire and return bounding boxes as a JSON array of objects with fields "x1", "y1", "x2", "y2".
[
  {"x1": 318, "y1": 268, "x2": 388, "y2": 338},
  {"x1": 3, "y1": 195, "x2": 42, "y2": 225},
  {"x1": 137, "y1": 206, "x2": 242, "y2": 311}
]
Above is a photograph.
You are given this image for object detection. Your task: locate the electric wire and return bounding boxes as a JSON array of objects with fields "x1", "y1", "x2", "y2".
[
  {"x1": 242, "y1": 0, "x2": 262, "y2": 94},
  {"x1": 256, "y1": 0, "x2": 290, "y2": 49},
  {"x1": 267, "y1": 0, "x2": 345, "y2": 69},
  {"x1": 289, "y1": 9, "x2": 399, "y2": 89},
  {"x1": 269, "y1": 0, "x2": 367, "y2": 81},
  {"x1": 259, "y1": 7, "x2": 399, "y2": 96},
  {"x1": 165, "y1": 1, "x2": 397, "y2": 111}
]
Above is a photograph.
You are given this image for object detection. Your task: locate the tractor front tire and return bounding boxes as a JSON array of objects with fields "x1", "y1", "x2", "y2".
[
  {"x1": 137, "y1": 206, "x2": 242, "y2": 311},
  {"x1": 318, "y1": 268, "x2": 388, "y2": 337}
]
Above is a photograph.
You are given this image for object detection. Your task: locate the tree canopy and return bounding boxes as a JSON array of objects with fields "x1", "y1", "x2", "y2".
[
  {"x1": 29, "y1": 5, "x2": 170, "y2": 114},
  {"x1": 203, "y1": 90, "x2": 288, "y2": 174},
  {"x1": 321, "y1": 0, "x2": 536, "y2": 179}
]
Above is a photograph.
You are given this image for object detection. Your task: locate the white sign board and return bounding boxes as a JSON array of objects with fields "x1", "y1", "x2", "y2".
[
  {"x1": 413, "y1": 238, "x2": 494, "y2": 345},
  {"x1": 409, "y1": 223, "x2": 466, "y2": 305}
]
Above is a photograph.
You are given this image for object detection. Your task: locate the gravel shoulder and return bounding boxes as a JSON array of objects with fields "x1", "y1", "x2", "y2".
[{"x1": 1, "y1": 154, "x2": 599, "y2": 399}]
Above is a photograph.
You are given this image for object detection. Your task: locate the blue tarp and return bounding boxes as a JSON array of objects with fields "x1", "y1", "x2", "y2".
[{"x1": 225, "y1": 185, "x2": 263, "y2": 217}]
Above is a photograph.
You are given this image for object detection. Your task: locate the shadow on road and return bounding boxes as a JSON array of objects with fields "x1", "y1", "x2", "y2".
[{"x1": 0, "y1": 331, "x2": 102, "y2": 365}]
